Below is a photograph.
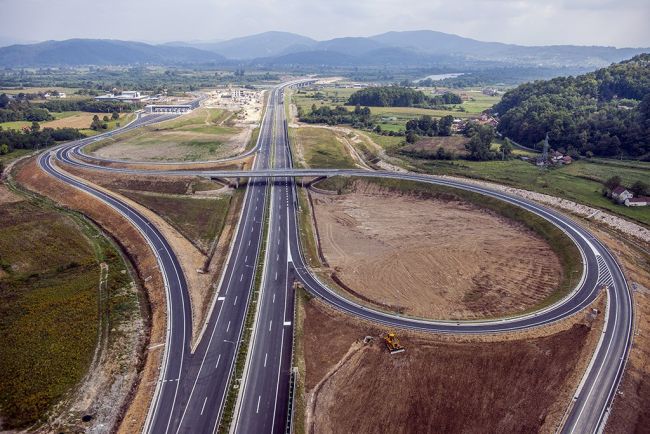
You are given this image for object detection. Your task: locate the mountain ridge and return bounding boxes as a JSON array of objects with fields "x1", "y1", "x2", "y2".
[{"x1": 0, "y1": 30, "x2": 647, "y2": 68}]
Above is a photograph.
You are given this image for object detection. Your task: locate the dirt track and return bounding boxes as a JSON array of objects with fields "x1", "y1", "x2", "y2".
[{"x1": 311, "y1": 181, "x2": 563, "y2": 319}]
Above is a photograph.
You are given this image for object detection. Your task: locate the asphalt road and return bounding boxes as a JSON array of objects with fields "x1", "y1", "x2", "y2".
[{"x1": 39, "y1": 81, "x2": 634, "y2": 434}]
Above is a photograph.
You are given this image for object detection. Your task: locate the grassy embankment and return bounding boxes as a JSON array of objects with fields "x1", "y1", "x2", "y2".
[
  {"x1": 291, "y1": 126, "x2": 357, "y2": 169},
  {"x1": 396, "y1": 157, "x2": 650, "y2": 227},
  {"x1": 0, "y1": 184, "x2": 136, "y2": 429},
  {"x1": 84, "y1": 108, "x2": 239, "y2": 161},
  {"x1": 310, "y1": 176, "x2": 583, "y2": 315},
  {"x1": 123, "y1": 190, "x2": 232, "y2": 252}
]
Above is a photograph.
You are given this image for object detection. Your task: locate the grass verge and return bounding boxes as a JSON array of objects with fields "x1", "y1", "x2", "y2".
[
  {"x1": 120, "y1": 191, "x2": 231, "y2": 252},
  {"x1": 292, "y1": 127, "x2": 357, "y2": 169}
]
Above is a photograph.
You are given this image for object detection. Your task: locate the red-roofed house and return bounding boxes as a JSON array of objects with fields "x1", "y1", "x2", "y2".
[
  {"x1": 625, "y1": 196, "x2": 649, "y2": 207},
  {"x1": 611, "y1": 186, "x2": 633, "y2": 203}
]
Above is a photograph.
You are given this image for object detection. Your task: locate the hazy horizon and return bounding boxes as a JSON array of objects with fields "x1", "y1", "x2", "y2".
[{"x1": 1, "y1": 0, "x2": 649, "y2": 49}]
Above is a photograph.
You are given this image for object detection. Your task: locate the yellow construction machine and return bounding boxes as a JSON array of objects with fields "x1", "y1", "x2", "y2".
[{"x1": 383, "y1": 332, "x2": 405, "y2": 354}]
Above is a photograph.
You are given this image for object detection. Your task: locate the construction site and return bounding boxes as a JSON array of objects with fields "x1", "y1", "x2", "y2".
[{"x1": 306, "y1": 179, "x2": 565, "y2": 319}]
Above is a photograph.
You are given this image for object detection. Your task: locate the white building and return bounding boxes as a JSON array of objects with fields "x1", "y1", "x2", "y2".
[{"x1": 95, "y1": 90, "x2": 148, "y2": 103}]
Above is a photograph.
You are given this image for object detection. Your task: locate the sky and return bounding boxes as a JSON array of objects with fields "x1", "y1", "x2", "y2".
[{"x1": 0, "y1": 0, "x2": 649, "y2": 48}]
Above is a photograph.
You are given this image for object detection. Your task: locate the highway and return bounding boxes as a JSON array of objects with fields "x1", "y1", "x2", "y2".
[{"x1": 37, "y1": 81, "x2": 634, "y2": 434}]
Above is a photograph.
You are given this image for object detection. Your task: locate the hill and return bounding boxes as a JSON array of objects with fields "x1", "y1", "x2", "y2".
[
  {"x1": 247, "y1": 30, "x2": 648, "y2": 69},
  {"x1": 0, "y1": 31, "x2": 647, "y2": 70},
  {"x1": 0, "y1": 39, "x2": 227, "y2": 67},
  {"x1": 185, "y1": 31, "x2": 317, "y2": 59},
  {"x1": 495, "y1": 54, "x2": 650, "y2": 159}
]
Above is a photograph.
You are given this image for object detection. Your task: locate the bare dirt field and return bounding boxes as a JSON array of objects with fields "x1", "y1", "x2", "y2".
[
  {"x1": 297, "y1": 294, "x2": 603, "y2": 434},
  {"x1": 0, "y1": 183, "x2": 22, "y2": 204},
  {"x1": 310, "y1": 180, "x2": 563, "y2": 319}
]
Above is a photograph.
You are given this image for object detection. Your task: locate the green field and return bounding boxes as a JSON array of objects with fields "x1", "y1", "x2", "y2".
[
  {"x1": 291, "y1": 86, "x2": 500, "y2": 132},
  {"x1": 0, "y1": 87, "x2": 82, "y2": 96},
  {"x1": 87, "y1": 108, "x2": 239, "y2": 161},
  {"x1": 291, "y1": 127, "x2": 357, "y2": 169},
  {"x1": 123, "y1": 190, "x2": 232, "y2": 251},
  {"x1": 0, "y1": 188, "x2": 135, "y2": 429},
  {"x1": 401, "y1": 157, "x2": 650, "y2": 226},
  {"x1": 0, "y1": 111, "x2": 83, "y2": 131}
]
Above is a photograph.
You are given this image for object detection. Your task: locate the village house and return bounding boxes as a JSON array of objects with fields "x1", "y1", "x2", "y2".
[
  {"x1": 625, "y1": 196, "x2": 649, "y2": 207},
  {"x1": 611, "y1": 186, "x2": 634, "y2": 203}
]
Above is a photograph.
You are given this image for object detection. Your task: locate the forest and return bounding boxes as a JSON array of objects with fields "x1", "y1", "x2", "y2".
[
  {"x1": 347, "y1": 86, "x2": 462, "y2": 108},
  {"x1": 495, "y1": 54, "x2": 650, "y2": 159}
]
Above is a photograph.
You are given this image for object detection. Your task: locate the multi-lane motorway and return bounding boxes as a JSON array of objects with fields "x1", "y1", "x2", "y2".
[{"x1": 36, "y1": 81, "x2": 634, "y2": 434}]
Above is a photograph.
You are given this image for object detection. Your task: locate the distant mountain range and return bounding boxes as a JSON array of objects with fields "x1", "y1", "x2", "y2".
[
  {"x1": 0, "y1": 30, "x2": 647, "y2": 69},
  {"x1": 0, "y1": 39, "x2": 226, "y2": 67}
]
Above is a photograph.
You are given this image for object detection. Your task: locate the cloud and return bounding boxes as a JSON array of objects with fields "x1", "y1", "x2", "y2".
[{"x1": 0, "y1": 0, "x2": 648, "y2": 47}]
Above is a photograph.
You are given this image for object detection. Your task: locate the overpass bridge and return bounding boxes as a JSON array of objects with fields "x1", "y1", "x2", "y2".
[{"x1": 145, "y1": 104, "x2": 193, "y2": 113}]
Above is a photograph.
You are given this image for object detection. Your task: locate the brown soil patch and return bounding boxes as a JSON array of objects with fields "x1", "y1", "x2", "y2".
[
  {"x1": 13, "y1": 158, "x2": 165, "y2": 434},
  {"x1": 402, "y1": 135, "x2": 470, "y2": 157},
  {"x1": 0, "y1": 184, "x2": 23, "y2": 205},
  {"x1": 310, "y1": 181, "x2": 562, "y2": 319},
  {"x1": 299, "y1": 295, "x2": 603, "y2": 434}
]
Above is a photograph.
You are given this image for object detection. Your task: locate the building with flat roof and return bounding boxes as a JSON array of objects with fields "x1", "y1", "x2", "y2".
[{"x1": 95, "y1": 91, "x2": 149, "y2": 103}]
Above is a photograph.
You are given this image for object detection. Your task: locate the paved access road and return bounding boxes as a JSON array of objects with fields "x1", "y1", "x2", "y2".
[{"x1": 39, "y1": 82, "x2": 633, "y2": 434}]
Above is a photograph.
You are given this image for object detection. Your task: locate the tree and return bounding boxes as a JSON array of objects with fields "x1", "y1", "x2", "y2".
[
  {"x1": 0, "y1": 143, "x2": 9, "y2": 155},
  {"x1": 0, "y1": 93, "x2": 9, "y2": 109},
  {"x1": 438, "y1": 115, "x2": 454, "y2": 136},
  {"x1": 630, "y1": 180, "x2": 648, "y2": 196},
  {"x1": 90, "y1": 114, "x2": 104, "y2": 131},
  {"x1": 465, "y1": 125, "x2": 496, "y2": 161},
  {"x1": 500, "y1": 139, "x2": 513, "y2": 159},
  {"x1": 603, "y1": 175, "x2": 622, "y2": 191},
  {"x1": 102, "y1": 115, "x2": 110, "y2": 122},
  {"x1": 30, "y1": 121, "x2": 40, "y2": 133},
  {"x1": 405, "y1": 130, "x2": 418, "y2": 144},
  {"x1": 111, "y1": 111, "x2": 120, "y2": 120}
]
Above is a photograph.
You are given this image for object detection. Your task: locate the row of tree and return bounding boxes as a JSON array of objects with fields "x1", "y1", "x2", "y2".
[
  {"x1": 347, "y1": 86, "x2": 462, "y2": 108},
  {"x1": 404, "y1": 115, "x2": 455, "y2": 142},
  {"x1": 400, "y1": 115, "x2": 508, "y2": 161},
  {"x1": 40, "y1": 99, "x2": 134, "y2": 113},
  {"x1": 299, "y1": 104, "x2": 374, "y2": 128},
  {"x1": 494, "y1": 54, "x2": 650, "y2": 159},
  {"x1": 90, "y1": 112, "x2": 120, "y2": 131}
]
